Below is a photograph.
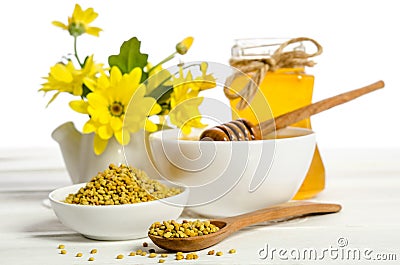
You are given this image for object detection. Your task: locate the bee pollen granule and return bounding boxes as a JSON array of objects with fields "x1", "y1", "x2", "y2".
[{"x1": 64, "y1": 164, "x2": 181, "y2": 206}]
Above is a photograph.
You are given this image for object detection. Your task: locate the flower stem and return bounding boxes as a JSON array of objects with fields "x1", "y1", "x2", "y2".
[
  {"x1": 148, "y1": 51, "x2": 177, "y2": 74},
  {"x1": 74, "y1": 36, "x2": 83, "y2": 68}
]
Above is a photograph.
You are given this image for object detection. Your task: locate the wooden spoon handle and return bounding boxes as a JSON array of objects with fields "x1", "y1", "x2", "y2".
[
  {"x1": 258, "y1": 80, "x2": 385, "y2": 138},
  {"x1": 221, "y1": 201, "x2": 341, "y2": 232}
]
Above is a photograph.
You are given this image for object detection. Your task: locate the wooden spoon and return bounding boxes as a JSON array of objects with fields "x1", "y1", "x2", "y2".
[
  {"x1": 200, "y1": 80, "x2": 384, "y2": 141},
  {"x1": 148, "y1": 201, "x2": 341, "y2": 252}
]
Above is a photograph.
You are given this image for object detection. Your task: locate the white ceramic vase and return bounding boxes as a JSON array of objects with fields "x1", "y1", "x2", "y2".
[{"x1": 52, "y1": 122, "x2": 161, "y2": 184}]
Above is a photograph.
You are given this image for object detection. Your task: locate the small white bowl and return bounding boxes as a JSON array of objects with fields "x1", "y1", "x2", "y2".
[
  {"x1": 149, "y1": 127, "x2": 316, "y2": 217},
  {"x1": 49, "y1": 182, "x2": 189, "y2": 240}
]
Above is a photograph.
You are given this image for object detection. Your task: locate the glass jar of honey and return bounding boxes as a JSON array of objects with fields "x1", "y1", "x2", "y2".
[{"x1": 225, "y1": 37, "x2": 325, "y2": 199}]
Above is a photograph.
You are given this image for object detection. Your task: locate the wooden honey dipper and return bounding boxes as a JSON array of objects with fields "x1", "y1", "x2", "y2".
[{"x1": 200, "y1": 80, "x2": 384, "y2": 141}]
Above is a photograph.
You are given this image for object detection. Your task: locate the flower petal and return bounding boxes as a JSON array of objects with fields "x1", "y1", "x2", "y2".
[
  {"x1": 69, "y1": 100, "x2": 89, "y2": 114},
  {"x1": 50, "y1": 64, "x2": 73, "y2": 83},
  {"x1": 110, "y1": 116, "x2": 122, "y2": 131},
  {"x1": 149, "y1": 102, "x2": 162, "y2": 116},
  {"x1": 52, "y1": 21, "x2": 68, "y2": 30},
  {"x1": 115, "y1": 130, "x2": 130, "y2": 145},
  {"x1": 83, "y1": 77, "x2": 96, "y2": 92},
  {"x1": 87, "y1": 93, "x2": 108, "y2": 108},
  {"x1": 128, "y1": 67, "x2": 142, "y2": 86},
  {"x1": 129, "y1": 85, "x2": 146, "y2": 103},
  {"x1": 110, "y1": 67, "x2": 122, "y2": 87},
  {"x1": 181, "y1": 124, "x2": 192, "y2": 135},
  {"x1": 93, "y1": 134, "x2": 108, "y2": 155},
  {"x1": 98, "y1": 125, "x2": 113, "y2": 140},
  {"x1": 45, "y1": 91, "x2": 61, "y2": 107},
  {"x1": 86, "y1": 27, "x2": 102, "y2": 37},
  {"x1": 83, "y1": 121, "x2": 96, "y2": 133},
  {"x1": 144, "y1": 119, "x2": 158, "y2": 132},
  {"x1": 82, "y1": 8, "x2": 98, "y2": 23}
]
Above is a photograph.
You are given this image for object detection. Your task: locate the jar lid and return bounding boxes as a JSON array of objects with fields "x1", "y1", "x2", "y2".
[{"x1": 231, "y1": 38, "x2": 305, "y2": 59}]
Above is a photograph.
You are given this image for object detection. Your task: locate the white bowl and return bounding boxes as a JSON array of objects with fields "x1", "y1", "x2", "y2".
[
  {"x1": 149, "y1": 127, "x2": 316, "y2": 217},
  {"x1": 49, "y1": 182, "x2": 189, "y2": 240}
]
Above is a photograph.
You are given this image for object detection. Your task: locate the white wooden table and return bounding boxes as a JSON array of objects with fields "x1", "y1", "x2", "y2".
[{"x1": 1, "y1": 148, "x2": 400, "y2": 264}]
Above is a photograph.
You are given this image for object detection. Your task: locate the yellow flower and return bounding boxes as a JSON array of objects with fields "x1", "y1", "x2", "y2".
[
  {"x1": 70, "y1": 66, "x2": 161, "y2": 155},
  {"x1": 176, "y1": 36, "x2": 194, "y2": 55},
  {"x1": 168, "y1": 67, "x2": 207, "y2": 135},
  {"x1": 40, "y1": 55, "x2": 102, "y2": 105},
  {"x1": 52, "y1": 4, "x2": 102, "y2": 37}
]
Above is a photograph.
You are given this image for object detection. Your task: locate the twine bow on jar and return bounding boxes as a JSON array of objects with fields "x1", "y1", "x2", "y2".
[{"x1": 224, "y1": 37, "x2": 323, "y2": 110}]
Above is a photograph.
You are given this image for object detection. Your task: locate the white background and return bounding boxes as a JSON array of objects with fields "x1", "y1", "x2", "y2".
[{"x1": 0, "y1": 0, "x2": 398, "y2": 150}]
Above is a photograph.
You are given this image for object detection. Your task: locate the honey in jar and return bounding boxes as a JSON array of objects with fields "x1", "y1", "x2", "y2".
[{"x1": 226, "y1": 38, "x2": 325, "y2": 199}]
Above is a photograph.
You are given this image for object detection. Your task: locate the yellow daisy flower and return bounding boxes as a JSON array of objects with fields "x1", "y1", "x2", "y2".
[
  {"x1": 40, "y1": 55, "x2": 102, "y2": 105},
  {"x1": 52, "y1": 4, "x2": 102, "y2": 37},
  {"x1": 70, "y1": 66, "x2": 161, "y2": 155},
  {"x1": 168, "y1": 67, "x2": 207, "y2": 135}
]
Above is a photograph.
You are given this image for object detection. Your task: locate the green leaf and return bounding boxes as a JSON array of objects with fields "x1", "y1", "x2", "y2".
[{"x1": 108, "y1": 37, "x2": 149, "y2": 77}]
